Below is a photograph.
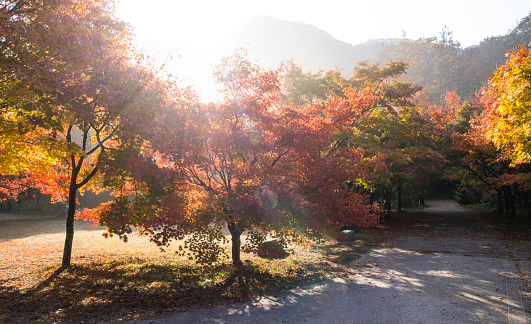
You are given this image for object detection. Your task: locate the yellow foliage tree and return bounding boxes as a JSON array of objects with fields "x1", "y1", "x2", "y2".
[{"x1": 486, "y1": 45, "x2": 531, "y2": 164}]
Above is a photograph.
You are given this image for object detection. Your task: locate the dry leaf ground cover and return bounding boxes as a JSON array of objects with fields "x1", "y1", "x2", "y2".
[
  {"x1": 1, "y1": 203, "x2": 529, "y2": 323},
  {"x1": 0, "y1": 212, "x2": 391, "y2": 323}
]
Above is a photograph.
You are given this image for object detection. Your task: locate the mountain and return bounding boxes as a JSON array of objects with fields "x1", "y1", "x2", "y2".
[
  {"x1": 186, "y1": 13, "x2": 531, "y2": 103},
  {"x1": 227, "y1": 16, "x2": 396, "y2": 76}
]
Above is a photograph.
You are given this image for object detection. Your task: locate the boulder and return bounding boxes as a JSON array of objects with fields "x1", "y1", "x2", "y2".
[
  {"x1": 257, "y1": 237, "x2": 288, "y2": 258},
  {"x1": 338, "y1": 229, "x2": 356, "y2": 241}
]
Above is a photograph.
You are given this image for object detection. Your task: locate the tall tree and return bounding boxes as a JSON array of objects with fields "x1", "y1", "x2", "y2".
[
  {"x1": 485, "y1": 45, "x2": 531, "y2": 165},
  {"x1": 0, "y1": 0, "x2": 180, "y2": 266},
  {"x1": 378, "y1": 28, "x2": 463, "y2": 103},
  {"x1": 97, "y1": 52, "x2": 380, "y2": 267},
  {"x1": 280, "y1": 61, "x2": 344, "y2": 106},
  {"x1": 281, "y1": 60, "x2": 441, "y2": 219}
]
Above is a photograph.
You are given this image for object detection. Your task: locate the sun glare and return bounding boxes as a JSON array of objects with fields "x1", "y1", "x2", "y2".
[
  {"x1": 117, "y1": 1, "x2": 254, "y2": 101},
  {"x1": 116, "y1": 0, "x2": 531, "y2": 102}
]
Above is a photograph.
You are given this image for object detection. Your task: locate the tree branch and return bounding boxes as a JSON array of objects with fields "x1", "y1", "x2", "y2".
[{"x1": 77, "y1": 166, "x2": 98, "y2": 189}]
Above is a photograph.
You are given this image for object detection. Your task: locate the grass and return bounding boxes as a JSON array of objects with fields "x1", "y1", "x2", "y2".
[
  {"x1": 0, "y1": 247, "x2": 345, "y2": 323},
  {"x1": 1, "y1": 257, "x2": 329, "y2": 323},
  {"x1": 0, "y1": 213, "x2": 394, "y2": 323},
  {"x1": 4, "y1": 202, "x2": 525, "y2": 324}
]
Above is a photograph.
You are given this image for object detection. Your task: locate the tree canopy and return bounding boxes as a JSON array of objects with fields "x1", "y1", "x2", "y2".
[
  {"x1": 2, "y1": 3, "x2": 531, "y2": 269},
  {"x1": 96, "y1": 51, "x2": 383, "y2": 266},
  {"x1": 1, "y1": 0, "x2": 189, "y2": 266},
  {"x1": 485, "y1": 45, "x2": 531, "y2": 165}
]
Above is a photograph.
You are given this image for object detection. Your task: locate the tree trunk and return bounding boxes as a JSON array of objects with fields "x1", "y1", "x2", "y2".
[
  {"x1": 509, "y1": 190, "x2": 516, "y2": 224},
  {"x1": 62, "y1": 168, "x2": 79, "y2": 267},
  {"x1": 526, "y1": 191, "x2": 531, "y2": 228},
  {"x1": 504, "y1": 189, "x2": 511, "y2": 221},
  {"x1": 504, "y1": 188, "x2": 516, "y2": 224},
  {"x1": 385, "y1": 198, "x2": 392, "y2": 221},
  {"x1": 497, "y1": 190, "x2": 504, "y2": 215},
  {"x1": 60, "y1": 126, "x2": 100, "y2": 267},
  {"x1": 384, "y1": 187, "x2": 392, "y2": 222},
  {"x1": 228, "y1": 221, "x2": 242, "y2": 267},
  {"x1": 397, "y1": 180, "x2": 403, "y2": 212}
]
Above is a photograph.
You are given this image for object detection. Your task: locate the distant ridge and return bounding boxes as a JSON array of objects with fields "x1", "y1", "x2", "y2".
[{"x1": 228, "y1": 16, "x2": 397, "y2": 76}]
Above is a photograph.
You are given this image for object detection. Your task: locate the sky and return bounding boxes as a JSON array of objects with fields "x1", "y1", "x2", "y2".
[{"x1": 116, "y1": 0, "x2": 531, "y2": 100}]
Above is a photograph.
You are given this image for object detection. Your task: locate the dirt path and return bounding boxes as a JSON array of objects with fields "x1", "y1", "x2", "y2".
[{"x1": 124, "y1": 198, "x2": 531, "y2": 324}]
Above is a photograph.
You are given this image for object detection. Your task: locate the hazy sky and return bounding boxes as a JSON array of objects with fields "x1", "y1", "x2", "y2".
[
  {"x1": 117, "y1": 0, "x2": 530, "y2": 47},
  {"x1": 116, "y1": 0, "x2": 531, "y2": 100}
]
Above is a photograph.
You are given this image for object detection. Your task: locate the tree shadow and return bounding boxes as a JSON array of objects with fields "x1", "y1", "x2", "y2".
[
  {"x1": 0, "y1": 258, "x2": 322, "y2": 323},
  {"x1": 31, "y1": 266, "x2": 68, "y2": 292}
]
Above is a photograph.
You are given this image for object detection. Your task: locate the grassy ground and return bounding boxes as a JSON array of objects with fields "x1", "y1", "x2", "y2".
[
  {"x1": 2, "y1": 205, "x2": 528, "y2": 323},
  {"x1": 0, "y1": 213, "x2": 394, "y2": 324}
]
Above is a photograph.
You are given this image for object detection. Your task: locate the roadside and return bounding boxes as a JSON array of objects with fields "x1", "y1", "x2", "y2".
[
  {"x1": 483, "y1": 209, "x2": 531, "y2": 302},
  {"x1": 0, "y1": 211, "x2": 374, "y2": 323},
  {"x1": 123, "y1": 198, "x2": 531, "y2": 324}
]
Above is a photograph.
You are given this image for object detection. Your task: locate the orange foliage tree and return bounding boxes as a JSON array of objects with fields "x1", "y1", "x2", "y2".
[
  {"x1": 97, "y1": 52, "x2": 381, "y2": 267},
  {"x1": 485, "y1": 45, "x2": 531, "y2": 165},
  {"x1": 0, "y1": 0, "x2": 186, "y2": 266},
  {"x1": 426, "y1": 89, "x2": 531, "y2": 223}
]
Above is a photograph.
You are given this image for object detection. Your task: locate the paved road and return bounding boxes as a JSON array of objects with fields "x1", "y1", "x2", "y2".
[{"x1": 124, "y1": 198, "x2": 530, "y2": 324}]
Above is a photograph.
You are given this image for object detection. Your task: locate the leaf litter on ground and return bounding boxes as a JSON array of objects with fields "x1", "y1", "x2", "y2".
[{"x1": 1, "y1": 206, "x2": 529, "y2": 323}]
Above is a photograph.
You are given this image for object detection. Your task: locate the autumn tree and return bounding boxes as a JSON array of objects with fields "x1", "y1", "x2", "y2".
[
  {"x1": 97, "y1": 52, "x2": 380, "y2": 267},
  {"x1": 334, "y1": 60, "x2": 446, "y2": 219},
  {"x1": 0, "y1": 0, "x2": 181, "y2": 267},
  {"x1": 280, "y1": 59, "x2": 443, "y2": 219},
  {"x1": 473, "y1": 12, "x2": 531, "y2": 89},
  {"x1": 450, "y1": 110, "x2": 530, "y2": 223},
  {"x1": 480, "y1": 43, "x2": 531, "y2": 224},
  {"x1": 428, "y1": 89, "x2": 531, "y2": 224},
  {"x1": 280, "y1": 61, "x2": 344, "y2": 106},
  {"x1": 485, "y1": 45, "x2": 531, "y2": 165}
]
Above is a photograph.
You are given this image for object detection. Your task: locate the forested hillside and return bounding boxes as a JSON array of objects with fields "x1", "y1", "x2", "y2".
[
  {"x1": 379, "y1": 14, "x2": 531, "y2": 103},
  {"x1": 229, "y1": 15, "x2": 396, "y2": 73},
  {"x1": 234, "y1": 13, "x2": 531, "y2": 104}
]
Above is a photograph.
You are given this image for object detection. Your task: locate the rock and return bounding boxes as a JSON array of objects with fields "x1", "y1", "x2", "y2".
[
  {"x1": 338, "y1": 229, "x2": 356, "y2": 241},
  {"x1": 257, "y1": 237, "x2": 288, "y2": 258}
]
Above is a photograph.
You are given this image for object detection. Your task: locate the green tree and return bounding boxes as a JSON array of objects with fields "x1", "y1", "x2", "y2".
[
  {"x1": 378, "y1": 28, "x2": 462, "y2": 102},
  {"x1": 280, "y1": 61, "x2": 344, "y2": 106},
  {"x1": 344, "y1": 61, "x2": 443, "y2": 219},
  {"x1": 282, "y1": 60, "x2": 439, "y2": 219}
]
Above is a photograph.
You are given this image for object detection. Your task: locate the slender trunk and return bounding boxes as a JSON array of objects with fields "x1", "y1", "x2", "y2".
[
  {"x1": 503, "y1": 188, "x2": 516, "y2": 224},
  {"x1": 397, "y1": 180, "x2": 403, "y2": 212},
  {"x1": 509, "y1": 191, "x2": 516, "y2": 224},
  {"x1": 526, "y1": 191, "x2": 531, "y2": 228},
  {"x1": 516, "y1": 191, "x2": 523, "y2": 208},
  {"x1": 497, "y1": 190, "x2": 504, "y2": 215},
  {"x1": 385, "y1": 198, "x2": 392, "y2": 221},
  {"x1": 504, "y1": 189, "x2": 511, "y2": 222},
  {"x1": 62, "y1": 169, "x2": 79, "y2": 267},
  {"x1": 228, "y1": 221, "x2": 242, "y2": 267},
  {"x1": 384, "y1": 187, "x2": 392, "y2": 222}
]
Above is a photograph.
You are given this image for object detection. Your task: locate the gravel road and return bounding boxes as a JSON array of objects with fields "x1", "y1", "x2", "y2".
[{"x1": 123, "y1": 198, "x2": 531, "y2": 324}]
